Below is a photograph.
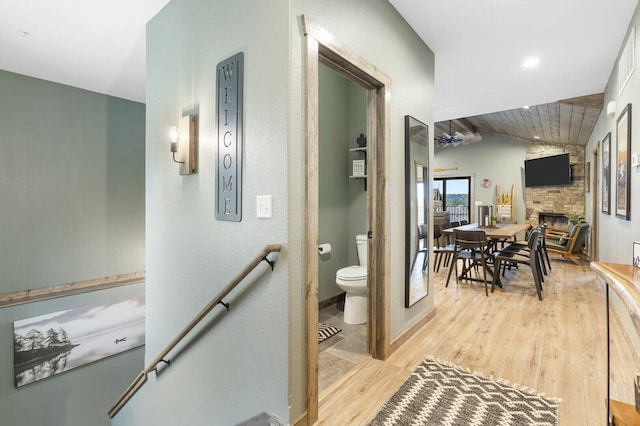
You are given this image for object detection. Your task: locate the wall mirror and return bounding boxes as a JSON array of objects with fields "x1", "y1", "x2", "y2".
[{"x1": 405, "y1": 115, "x2": 429, "y2": 308}]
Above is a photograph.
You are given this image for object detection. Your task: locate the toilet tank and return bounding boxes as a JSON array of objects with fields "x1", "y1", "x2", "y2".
[{"x1": 356, "y1": 234, "x2": 368, "y2": 267}]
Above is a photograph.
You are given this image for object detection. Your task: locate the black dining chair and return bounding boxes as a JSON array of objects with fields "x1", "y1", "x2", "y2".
[
  {"x1": 411, "y1": 224, "x2": 429, "y2": 272},
  {"x1": 492, "y1": 229, "x2": 544, "y2": 300},
  {"x1": 433, "y1": 224, "x2": 456, "y2": 272},
  {"x1": 446, "y1": 229, "x2": 492, "y2": 296},
  {"x1": 500, "y1": 224, "x2": 548, "y2": 277}
]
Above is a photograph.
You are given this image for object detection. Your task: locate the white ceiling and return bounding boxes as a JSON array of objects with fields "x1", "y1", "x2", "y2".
[
  {"x1": 0, "y1": 0, "x2": 171, "y2": 104},
  {"x1": 0, "y1": 0, "x2": 637, "y2": 118},
  {"x1": 389, "y1": 0, "x2": 638, "y2": 121}
]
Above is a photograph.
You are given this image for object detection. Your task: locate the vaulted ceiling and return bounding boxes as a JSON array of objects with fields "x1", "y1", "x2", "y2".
[{"x1": 434, "y1": 93, "x2": 604, "y2": 147}]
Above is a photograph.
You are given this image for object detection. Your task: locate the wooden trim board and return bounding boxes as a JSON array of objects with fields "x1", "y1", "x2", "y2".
[{"x1": 0, "y1": 271, "x2": 145, "y2": 308}]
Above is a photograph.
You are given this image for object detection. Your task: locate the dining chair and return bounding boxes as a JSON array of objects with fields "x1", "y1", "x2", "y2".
[
  {"x1": 411, "y1": 224, "x2": 429, "y2": 272},
  {"x1": 444, "y1": 221, "x2": 460, "y2": 245},
  {"x1": 492, "y1": 229, "x2": 543, "y2": 300},
  {"x1": 445, "y1": 229, "x2": 491, "y2": 296},
  {"x1": 500, "y1": 224, "x2": 548, "y2": 277},
  {"x1": 433, "y1": 224, "x2": 456, "y2": 272}
]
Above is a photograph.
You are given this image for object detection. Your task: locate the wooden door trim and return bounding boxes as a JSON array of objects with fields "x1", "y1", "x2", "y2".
[
  {"x1": 591, "y1": 142, "x2": 600, "y2": 261},
  {"x1": 300, "y1": 14, "x2": 391, "y2": 424}
]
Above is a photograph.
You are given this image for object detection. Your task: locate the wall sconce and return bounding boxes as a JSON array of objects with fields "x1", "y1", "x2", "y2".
[
  {"x1": 169, "y1": 115, "x2": 196, "y2": 175},
  {"x1": 607, "y1": 101, "x2": 616, "y2": 119}
]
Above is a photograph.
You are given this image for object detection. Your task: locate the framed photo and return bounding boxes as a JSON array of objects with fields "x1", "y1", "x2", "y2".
[
  {"x1": 13, "y1": 294, "x2": 145, "y2": 387},
  {"x1": 616, "y1": 104, "x2": 632, "y2": 220},
  {"x1": 585, "y1": 161, "x2": 591, "y2": 192},
  {"x1": 602, "y1": 132, "x2": 611, "y2": 215}
]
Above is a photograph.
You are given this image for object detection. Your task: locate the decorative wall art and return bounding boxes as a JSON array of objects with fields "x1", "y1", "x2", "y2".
[
  {"x1": 13, "y1": 294, "x2": 145, "y2": 387},
  {"x1": 634, "y1": 241, "x2": 640, "y2": 268},
  {"x1": 585, "y1": 162, "x2": 591, "y2": 193},
  {"x1": 216, "y1": 52, "x2": 244, "y2": 222},
  {"x1": 616, "y1": 104, "x2": 632, "y2": 220},
  {"x1": 602, "y1": 132, "x2": 611, "y2": 215}
]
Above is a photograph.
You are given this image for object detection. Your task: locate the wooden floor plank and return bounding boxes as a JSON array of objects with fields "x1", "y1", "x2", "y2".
[{"x1": 317, "y1": 258, "x2": 640, "y2": 425}]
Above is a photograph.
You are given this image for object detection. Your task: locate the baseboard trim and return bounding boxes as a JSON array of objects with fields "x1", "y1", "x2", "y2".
[
  {"x1": 389, "y1": 306, "x2": 437, "y2": 354},
  {"x1": 291, "y1": 411, "x2": 308, "y2": 426},
  {"x1": 318, "y1": 293, "x2": 344, "y2": 310}
]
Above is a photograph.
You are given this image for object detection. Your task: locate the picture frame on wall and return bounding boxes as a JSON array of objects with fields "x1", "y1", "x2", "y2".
[
  {"x1": 13, "y1": 294, "x2": 145, "y2": 387},
  {"x1": 585, "y1": 161, "x2": 591, "y2": 193},
  {"x1": 602, "y1": 132, "x2": 611, "y2": 215},
  {"x1": 616, "y1": 104, "x2": 632, "y2": 220}
]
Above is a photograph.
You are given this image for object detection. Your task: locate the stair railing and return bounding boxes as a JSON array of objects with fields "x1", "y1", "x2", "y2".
[{"x1": 108, "y1": 244, "x2": 282, "y2": 418}]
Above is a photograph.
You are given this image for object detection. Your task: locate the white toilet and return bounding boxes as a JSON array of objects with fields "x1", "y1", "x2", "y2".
[{"x1": 335, "y1": 234, "x2": 368, "y2": 324}]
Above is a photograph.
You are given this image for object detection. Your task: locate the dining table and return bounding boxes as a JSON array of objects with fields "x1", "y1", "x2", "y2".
[
  {"x1": 441, "y1": 222, "x2": 530, "y2": 242},
  {"x1": 441, "y1": 222, "x2": 531, "y2": 287}
]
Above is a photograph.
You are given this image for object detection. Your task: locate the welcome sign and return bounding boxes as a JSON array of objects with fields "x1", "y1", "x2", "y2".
[{"x1": 216, "y1": 52, "x2": 244, "y2": 222}]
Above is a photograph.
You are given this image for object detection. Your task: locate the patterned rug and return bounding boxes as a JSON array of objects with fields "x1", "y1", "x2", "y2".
[
  {"x1": 318, "y1": 323, "x2": 341, "y2": 343},
  {"x1": 369, "y1": 357, "x2": 561, "y2": 426}
]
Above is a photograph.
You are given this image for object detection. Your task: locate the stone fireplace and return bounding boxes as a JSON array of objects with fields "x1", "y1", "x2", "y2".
[
  {"x1": 525, "y1": 142, "x2": 585, "y2": 225},
  {"x1": 538, "y1": 212, "x2": 569, "y2": 232}
]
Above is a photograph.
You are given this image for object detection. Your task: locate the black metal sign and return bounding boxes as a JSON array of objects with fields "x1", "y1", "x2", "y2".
[{"x1": 216, "y1": 52, "x2": 244, "y2": 221}]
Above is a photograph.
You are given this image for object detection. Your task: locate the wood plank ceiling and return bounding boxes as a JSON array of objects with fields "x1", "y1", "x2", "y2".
[{"x1": 434, "y1": 93, "x2": 604, "y2": 147}]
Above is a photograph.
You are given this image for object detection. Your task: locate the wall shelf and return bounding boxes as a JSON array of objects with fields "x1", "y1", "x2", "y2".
[{"x1": 350, "y1": 146, "x2": 367, "y2": 190}]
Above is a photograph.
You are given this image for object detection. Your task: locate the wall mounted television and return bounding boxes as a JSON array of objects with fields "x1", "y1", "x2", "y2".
[{"x1": 524, "y1": 153, "x2": 572, "y2": 188}]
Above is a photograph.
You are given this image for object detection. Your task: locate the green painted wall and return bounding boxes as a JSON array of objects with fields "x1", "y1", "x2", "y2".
[
  {"x1": 110, "y1": 0, "x2": 435, "y2": 423},
  {"x1": 434, "y1": 133, "x2": 528, "y2": 225},
  {"x1": 116, "y1": 0, "x2": 291, "y2": 424},
  {"x1": 0, "y1": 70, "x2": 145, "y2": 426},
  {"x1": 585, "y1": 2, "x2": 640, "y2": 263},
  {"x1": 318, "y1": 64, "x2": 367, "y2": 303}
]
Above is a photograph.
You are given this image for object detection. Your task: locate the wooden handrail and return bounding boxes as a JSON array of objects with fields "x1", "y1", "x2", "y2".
[{"x1": 108, "y1": 244, "x2": 282, "y2": 418}]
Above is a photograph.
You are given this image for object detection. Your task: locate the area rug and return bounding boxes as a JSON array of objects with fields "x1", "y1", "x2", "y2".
[
  {"x1": 318, "y1": 323, "x2": 341, "y2": 343},
  {"x1": 368, "y1": 357, "x2": 561, "y2": 426}
]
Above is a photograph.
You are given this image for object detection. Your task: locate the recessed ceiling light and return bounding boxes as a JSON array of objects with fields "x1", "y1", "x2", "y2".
[
  {"x1": 533, "y1": 136, "x2": 540, "y2": 139},
  {"x1": 523, "y1": 106, "x2": 530, "y2": 109},
  {"x1": 523, "y1": 57, "x2": 540, "y2": 68}
]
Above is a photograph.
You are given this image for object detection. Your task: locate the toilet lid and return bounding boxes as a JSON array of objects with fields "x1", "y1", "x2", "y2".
[{"x1": 336, "y1": 265, "x2": 367, "y2": 280}]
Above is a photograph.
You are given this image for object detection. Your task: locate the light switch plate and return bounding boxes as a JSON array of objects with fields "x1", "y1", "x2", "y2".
[
  {"x1": 256, "y1": 195, "x2": 272, "y2": 218},
  {"x1": 632, "y1": 152, "x2": 640, "y2": 167}
]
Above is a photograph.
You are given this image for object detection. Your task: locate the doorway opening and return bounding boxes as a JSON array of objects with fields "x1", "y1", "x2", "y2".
[
  {"x1": 317, "y1": 62, "x2": 369, "y2": 393},
  {"x1": 302, "y1": 15, "x2": 391, "y2": 424}
]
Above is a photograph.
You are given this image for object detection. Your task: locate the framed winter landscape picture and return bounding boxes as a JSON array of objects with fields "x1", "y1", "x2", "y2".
[
  {"x1": 616, "y1": 103, "x2": 632, "y2": 220},
  {"x1": 13, "y1": 294, "x2": 145, "y2": 387},
  {"x1": 602, "y1": 132, "x2": 611, "y2": 215}
]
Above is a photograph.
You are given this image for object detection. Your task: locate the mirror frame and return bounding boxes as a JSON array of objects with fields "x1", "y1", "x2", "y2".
[{"x1": 404, "y1": 115, "x2": 430, "y2": 308}]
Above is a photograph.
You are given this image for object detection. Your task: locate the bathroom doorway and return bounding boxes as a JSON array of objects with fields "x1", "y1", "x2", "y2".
[
  {"x1": 317, "y1": 62, "x2": 369, "y2": 393},
  {"x1": 301, "y1": 15, "x2": 391, "y2": 424}
]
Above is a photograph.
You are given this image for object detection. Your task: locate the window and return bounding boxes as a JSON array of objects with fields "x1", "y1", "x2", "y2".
[{"x1": 434, "y1": 177, "x2": 471, "y2": 223}]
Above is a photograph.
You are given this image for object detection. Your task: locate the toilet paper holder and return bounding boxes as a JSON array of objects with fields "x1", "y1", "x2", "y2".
[{"x1": 318, "y1": 243, "x2": 332, "y2": 254}]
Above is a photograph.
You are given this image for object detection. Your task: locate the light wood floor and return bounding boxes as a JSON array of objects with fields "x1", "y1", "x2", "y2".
[{"x1": 317, "y1": 257, "x2": 640, "y2": 425}]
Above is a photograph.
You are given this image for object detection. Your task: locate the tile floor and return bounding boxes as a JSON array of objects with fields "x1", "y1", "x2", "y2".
[{"x1": 318, "y1": 302, "x2": 368, "y2": 393}]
